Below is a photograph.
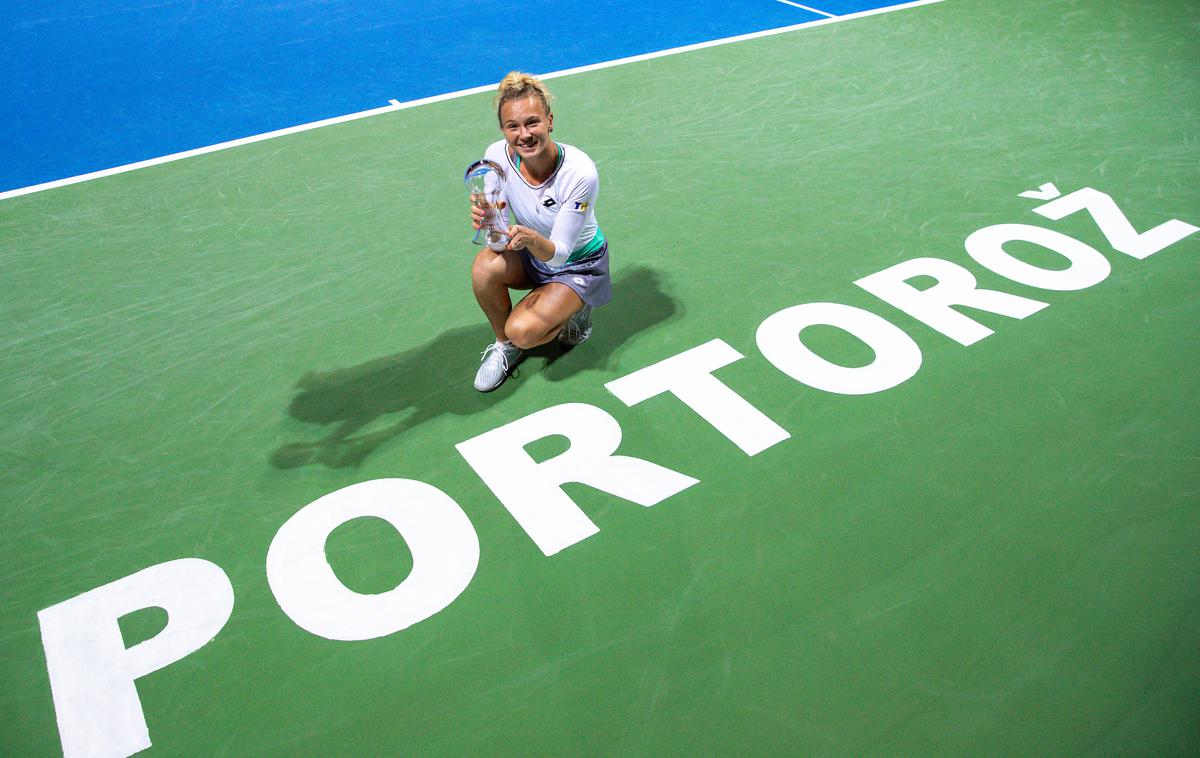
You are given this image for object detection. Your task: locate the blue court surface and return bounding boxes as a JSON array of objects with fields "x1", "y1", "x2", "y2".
[{"x1": 2, "y1": 0, "x2": 915, "y2": 195}]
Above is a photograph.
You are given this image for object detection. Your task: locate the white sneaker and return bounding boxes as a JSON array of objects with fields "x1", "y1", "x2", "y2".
[
  {"x1": 557, "y1": 304, "x2": 593, "y2": 346},
  {"x1": 474, "y1": 340, "x2": 524, "y2": 392}
]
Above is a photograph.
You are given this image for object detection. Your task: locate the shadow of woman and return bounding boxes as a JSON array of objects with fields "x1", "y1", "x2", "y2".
[{"x1": 270, "y1": 265, "x2": 679, "y2": 470}]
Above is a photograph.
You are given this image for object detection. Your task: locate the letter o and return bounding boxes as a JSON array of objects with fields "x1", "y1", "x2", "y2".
[
  {"x1": 266, "y1": 479, "x2": 480, "y2": 641},
  {"x1": 756, "y1": 302, "x2": 922, "y2": 395},
  {"x1": 965, "y1": 223, "x2": 1111, "y2": 290}
]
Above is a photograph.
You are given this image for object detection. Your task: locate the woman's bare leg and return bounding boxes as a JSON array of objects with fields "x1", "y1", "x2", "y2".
[
  {"x1": 471, "y1": 248, "x2": 532, "y2": 341},
  {"x1": 505, "y1": 283, "x2": 584, "y2": 349}
]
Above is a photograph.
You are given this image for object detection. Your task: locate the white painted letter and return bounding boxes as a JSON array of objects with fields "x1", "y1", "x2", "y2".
[
  {"x1": 966, "y1": 224, "x2": 1111, "y2": 290},
  {"x1": 756, "y1": 302, "x2": 921, "y2": 394},
  {"x1": 267, "y1": 478, "x2": 479, "y2": 641},
  {"x1": 1033, "y1": 187, "x2": 1199, "y2": 259},
  {"x1": 38, "y1": 558, "x2": 234, "y2": 758},
  {"x1": 855, "y1": 257, "x2": 1049, "y2": 346},
  {"x1": 456, "y1": 403, "x2": 699, "y2": 556},
  {"x1": 604, "y1": 339, "x2": 790, "y2": 456}
]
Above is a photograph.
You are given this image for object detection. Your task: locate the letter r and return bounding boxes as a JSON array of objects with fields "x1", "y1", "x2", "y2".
[{"x1": 456, "y1": 403, "x2": 699, "y2": 556}]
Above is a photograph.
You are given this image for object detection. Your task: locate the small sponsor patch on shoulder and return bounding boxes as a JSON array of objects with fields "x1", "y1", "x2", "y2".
[{"x1": 571, "y1": 201, "x2": 590, "y2": 212}]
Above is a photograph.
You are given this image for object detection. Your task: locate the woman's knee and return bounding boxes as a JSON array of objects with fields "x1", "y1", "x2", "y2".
[
  {"x1": 505, "y1": 314, "x2": 549, "y2": 350},
  {"x1": 471, "y1": 250, "x2": 502, "y2": 289},
  {"x1": 473, "y1": 248, "x2": 525, "y2": 289}
]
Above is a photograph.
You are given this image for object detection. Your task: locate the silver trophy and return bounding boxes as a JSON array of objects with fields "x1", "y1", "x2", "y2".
[{"x1": 464, "y1": 159, "x2": 508, "y2": 251}]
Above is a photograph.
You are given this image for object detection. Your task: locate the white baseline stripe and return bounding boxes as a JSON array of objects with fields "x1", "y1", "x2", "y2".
[
  {"x1": 775, "y1": 0, "x2": 837, "y2": 19},
  {"x1": 0, "y1": 0, "x2": 943, "y2": 202}
]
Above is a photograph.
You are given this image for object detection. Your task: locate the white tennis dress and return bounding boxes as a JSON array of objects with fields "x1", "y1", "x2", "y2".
[{"x1": 483, "y1": 139, "x2": 605, "y2": 270}]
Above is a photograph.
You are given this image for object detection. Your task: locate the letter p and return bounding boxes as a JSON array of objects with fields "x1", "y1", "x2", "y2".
[{"x1": 37, "y1": 558, "x2": 234, "y2": 758}]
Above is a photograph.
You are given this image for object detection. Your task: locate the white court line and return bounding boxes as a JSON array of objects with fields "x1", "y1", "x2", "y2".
[
  {"x1": 0, "y1": 0, "x2": 943, "y2": 202},
  {"x1": 775, "y1": 0, "x2": 837, "y2": 19}
]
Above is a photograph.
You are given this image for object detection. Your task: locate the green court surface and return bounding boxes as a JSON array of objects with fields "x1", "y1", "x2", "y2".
[{"x1": 2, "y1": 0, "x2": 1198, "y2": 755}]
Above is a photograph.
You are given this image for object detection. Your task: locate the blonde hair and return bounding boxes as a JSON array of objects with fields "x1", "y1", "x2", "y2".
[{"x1": 494, "y1": 71, "x2": 554, "y2": 123}]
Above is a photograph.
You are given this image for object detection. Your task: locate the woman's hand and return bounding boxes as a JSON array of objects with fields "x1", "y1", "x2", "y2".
[
  {"x1": 502, "y1": 224, "x2": 542, "y2": 253},
  {"x1": 470, "y1": 198, "x2": 505, "y2": 231}
]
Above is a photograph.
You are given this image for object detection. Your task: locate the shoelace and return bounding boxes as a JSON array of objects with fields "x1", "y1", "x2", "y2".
[
  {"x1": 480, "y1": 342, "x2": 513, "y2": 372},
  {"x1": 563, "y1": 307, "x2": 589, "y2": 339}
]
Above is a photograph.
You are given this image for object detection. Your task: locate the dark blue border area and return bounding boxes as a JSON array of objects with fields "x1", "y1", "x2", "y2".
[{"x1": 2, "y1": 0, "x2": 915, "y2": 193}]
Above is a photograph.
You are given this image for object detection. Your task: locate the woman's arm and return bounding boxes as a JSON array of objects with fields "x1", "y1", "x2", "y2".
[
  {"x1": 504, "y1": 173, "x2": 597, "y2": 264},
  {"x1": 502, "y1": 223, "x2": 558, "y2": 261}
]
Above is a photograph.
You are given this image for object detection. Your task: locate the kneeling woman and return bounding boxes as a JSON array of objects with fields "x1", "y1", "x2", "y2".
[{"x1": 469, "y1": 71, "x2": 611, "y2": 392}]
